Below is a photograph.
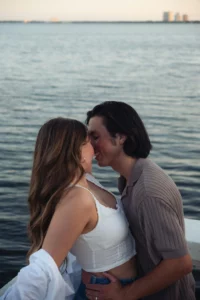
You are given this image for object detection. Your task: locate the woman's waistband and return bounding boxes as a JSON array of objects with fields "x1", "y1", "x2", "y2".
[{"x1": 82, "y1": 271, "x2": 135, "y2": 286}]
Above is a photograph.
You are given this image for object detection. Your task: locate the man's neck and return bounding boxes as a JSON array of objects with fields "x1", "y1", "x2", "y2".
[{"x1": 111, "y1": 154, "x2": 137, "y2": 181}]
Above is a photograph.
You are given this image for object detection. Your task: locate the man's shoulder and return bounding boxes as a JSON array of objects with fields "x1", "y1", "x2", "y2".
[
  {"x1": 142, "y1": 158, "x2": 163, "y2": 173},
  {"x1": 135, "y1": 159, "x2": 181, "y2": 202},
  {"x1": 141, "y1": 159, "x2": 175, "y2": 186}
]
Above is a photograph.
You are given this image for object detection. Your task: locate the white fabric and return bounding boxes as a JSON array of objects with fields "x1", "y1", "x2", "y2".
[
  {"x1": 70, "y1": 175, "x2": 136, "y2": 272},
  {"x1": 0, "y1": 249, "x2": 80, "y2": 300},
  {"x1": 185, "y1": 218, "x2": 200, "y2": 267}
]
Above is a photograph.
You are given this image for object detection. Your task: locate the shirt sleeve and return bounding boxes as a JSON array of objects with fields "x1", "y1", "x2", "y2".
[
  {"x1": 0, "y1": 249, "x2": 75, "y2": 300},
  {"x1": 138, "y1": 197, "x2": 189, "y2": 260}
]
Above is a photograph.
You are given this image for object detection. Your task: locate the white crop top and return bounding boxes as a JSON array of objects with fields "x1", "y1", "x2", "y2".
[{"x1": 70, "y1": 173, "x2": 136, "y2": 272}]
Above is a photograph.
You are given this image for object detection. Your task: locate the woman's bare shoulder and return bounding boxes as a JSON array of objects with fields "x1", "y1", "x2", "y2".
[{"x1": 58, "y1": 185, "x2": 95, "y2": 211}]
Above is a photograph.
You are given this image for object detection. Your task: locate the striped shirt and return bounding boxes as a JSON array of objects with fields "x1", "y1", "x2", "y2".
[{"x1": 119, "y1": 158, "x2": 195, "y2": 300}]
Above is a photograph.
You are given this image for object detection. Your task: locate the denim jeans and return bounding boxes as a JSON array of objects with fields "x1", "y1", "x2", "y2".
[{"x1": 74, "y1": 275, "x2": 135, "y2": 300}]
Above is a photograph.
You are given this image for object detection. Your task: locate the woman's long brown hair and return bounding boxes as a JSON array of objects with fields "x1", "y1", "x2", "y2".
[{"x1": 27, "y1": 118, "x2": 87, "y2": 260}]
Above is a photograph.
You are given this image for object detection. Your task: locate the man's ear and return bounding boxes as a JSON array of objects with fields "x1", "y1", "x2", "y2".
[{"x1": 116, "y1": 134, "x2": 127, "y2": 145}]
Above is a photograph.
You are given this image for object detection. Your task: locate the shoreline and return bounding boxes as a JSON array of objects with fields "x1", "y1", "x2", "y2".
[{"x1": 0, "y1": 21, "x2": 200, "y2": 24}]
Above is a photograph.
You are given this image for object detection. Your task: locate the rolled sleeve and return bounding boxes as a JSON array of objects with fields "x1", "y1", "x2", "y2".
[
  {"x1": 138, "y1": 197, "x2": 189, "y2": 260},
  {"x1": 0, "y1": 249, "x2": 75, "y2": 300}
]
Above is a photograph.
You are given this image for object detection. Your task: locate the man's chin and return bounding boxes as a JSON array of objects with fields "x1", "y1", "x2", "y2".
[{"x1": 97, "y1": 159, "x2": 108, "y2": 167}]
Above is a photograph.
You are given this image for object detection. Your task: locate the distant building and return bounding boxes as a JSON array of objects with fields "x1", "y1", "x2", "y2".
[
  {"x1": 50, "y1": 18, "x2": 60, "y2": 23},
  {"x1": 183, "y1": 14, "x2": 189, "y2": 22},
  {"x1": 175, "y1": 13, "x2": 182, "y2": 22},
  {"x1": 163, "y1": 11, "x2": 174, "y2": 22}
]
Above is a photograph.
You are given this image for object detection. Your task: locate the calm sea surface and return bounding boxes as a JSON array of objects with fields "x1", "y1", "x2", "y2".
[{"x1": 0, "y1": 23, "x2": 200, "y2": 289}]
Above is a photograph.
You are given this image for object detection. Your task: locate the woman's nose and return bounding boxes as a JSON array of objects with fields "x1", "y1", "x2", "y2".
[
  {"x1": 89, "y1": 137, "x2": 96, "y2": 148},
  {"x1": 91, "y1": 141, "x2": 96, "y2": 151}
]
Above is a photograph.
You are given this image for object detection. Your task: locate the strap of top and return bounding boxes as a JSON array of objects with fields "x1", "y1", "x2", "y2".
[
  {"x1": 74, "y1": 184, "x2": 99, "y2": 206},
  {"x1": 86, "y1": 173, "x2": 119, "y2": 207}
]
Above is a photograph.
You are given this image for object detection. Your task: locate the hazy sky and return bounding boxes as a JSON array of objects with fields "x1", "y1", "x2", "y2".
[{"x1": 0, "y1": 0, "x2": 200, "y2": 21}]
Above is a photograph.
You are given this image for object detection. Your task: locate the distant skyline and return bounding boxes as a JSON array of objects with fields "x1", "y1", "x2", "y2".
[{"x1": 0, "y1": 0, "x2": 200, "y2": 21}]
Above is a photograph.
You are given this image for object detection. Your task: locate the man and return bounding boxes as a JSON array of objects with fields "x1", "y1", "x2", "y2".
[{"x1": 85, "y1": 101, "x2": 195, "y2": 300}]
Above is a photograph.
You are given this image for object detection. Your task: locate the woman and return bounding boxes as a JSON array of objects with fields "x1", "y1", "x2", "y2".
[{"x1": 0, "y1": 117, "x2": 137, "y2": 300}]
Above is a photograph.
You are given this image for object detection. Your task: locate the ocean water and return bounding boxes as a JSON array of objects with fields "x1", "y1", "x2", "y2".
[{"x1": 0, "y1": 23, "x2": 200, "y2": 291}]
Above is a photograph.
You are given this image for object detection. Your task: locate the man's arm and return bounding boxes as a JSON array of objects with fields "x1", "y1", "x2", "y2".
[
  {"x1": 86, "y1": 254, "x2": 192, "y2": 300},
  {"x1": 122, "y1": 254, "x2": 192, "y2": 299}
]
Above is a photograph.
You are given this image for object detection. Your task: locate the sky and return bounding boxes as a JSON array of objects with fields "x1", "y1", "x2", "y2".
[{"x1": 0, "y1": 0, "x2": 200, "y2": 21}]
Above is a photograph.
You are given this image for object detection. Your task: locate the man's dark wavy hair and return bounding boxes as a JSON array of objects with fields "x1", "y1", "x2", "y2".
[{"x1": 86, "y1": 101, "x2": 152, "y2": 158}]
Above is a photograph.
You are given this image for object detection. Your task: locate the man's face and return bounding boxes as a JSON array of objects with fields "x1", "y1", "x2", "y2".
[{"x1": 88, "y1": 116, "x2": 122, "y2": 167}]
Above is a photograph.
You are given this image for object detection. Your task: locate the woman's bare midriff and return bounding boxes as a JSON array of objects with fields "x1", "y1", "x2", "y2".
[{"x1": 82, "y1": 255, "x2": 137, "y2": 284}]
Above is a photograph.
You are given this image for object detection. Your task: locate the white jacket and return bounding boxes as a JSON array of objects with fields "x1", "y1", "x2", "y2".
[{"x1": 0, "y1": 249, "x2": 81, "y2": 300}]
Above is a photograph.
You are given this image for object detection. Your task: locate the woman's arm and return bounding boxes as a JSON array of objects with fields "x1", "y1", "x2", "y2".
[{"x1": 42, "y1": 187, "x2": 94, "y2": 266}]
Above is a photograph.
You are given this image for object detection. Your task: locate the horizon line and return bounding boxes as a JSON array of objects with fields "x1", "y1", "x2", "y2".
[{"x1": 0, "y1": 20, "x2": 200, "y2": 23}]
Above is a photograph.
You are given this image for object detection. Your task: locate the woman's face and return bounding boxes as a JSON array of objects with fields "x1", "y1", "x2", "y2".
[{"x1": 81, "y1": 137, "x2": 94, "y2": 173}]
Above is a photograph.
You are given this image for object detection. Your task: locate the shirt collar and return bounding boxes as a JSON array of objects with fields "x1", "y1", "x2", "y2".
[
  {"x1": 127, "y1": 158, "x2": 146, "y2": 186},
  {"x1": 120, "y1": 158, "x2": 147, "y2": 198}
]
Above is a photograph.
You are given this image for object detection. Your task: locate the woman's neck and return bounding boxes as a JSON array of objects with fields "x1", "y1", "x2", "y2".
[{"x1": 74, "y1": 174, "x2": 88, "y2": 187}]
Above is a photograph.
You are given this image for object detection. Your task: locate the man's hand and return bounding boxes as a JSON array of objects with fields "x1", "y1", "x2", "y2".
[{"x1": 86, "y1": 272, "x2": 125, "y2": 300}]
